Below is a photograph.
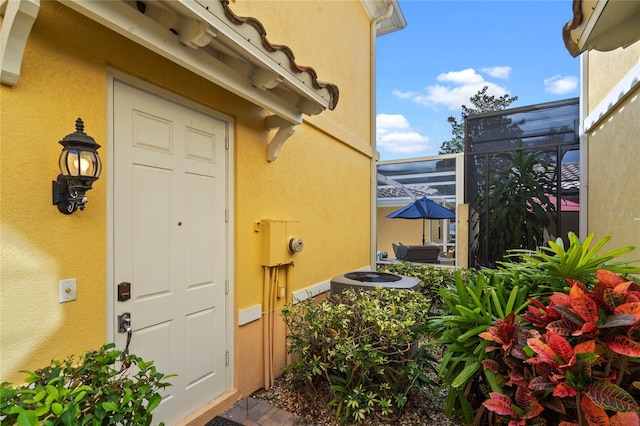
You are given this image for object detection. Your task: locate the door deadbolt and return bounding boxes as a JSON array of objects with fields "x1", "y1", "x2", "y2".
[{"x1": 117, "y1": 282, "x2": 131, "y2": 301}]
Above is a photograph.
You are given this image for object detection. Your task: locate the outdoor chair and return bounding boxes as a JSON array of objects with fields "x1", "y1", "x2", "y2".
[{"x1": 392, "y1": 243, "x2": 439, "y2": 263}]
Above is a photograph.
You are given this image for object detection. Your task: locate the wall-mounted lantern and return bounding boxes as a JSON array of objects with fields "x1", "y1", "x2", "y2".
[{"x1": 52, "y1": 118, "x2": 102, "y2": 214}]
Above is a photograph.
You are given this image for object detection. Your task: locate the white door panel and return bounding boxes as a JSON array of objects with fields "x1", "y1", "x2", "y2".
[{"x1": 113, "y1": 80, "x2": 229, "y2": 424}]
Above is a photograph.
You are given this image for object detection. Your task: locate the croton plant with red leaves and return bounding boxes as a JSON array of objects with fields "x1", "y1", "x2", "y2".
[{"x1": 479, "y1": 270, "x2": 640, "y2": 425}]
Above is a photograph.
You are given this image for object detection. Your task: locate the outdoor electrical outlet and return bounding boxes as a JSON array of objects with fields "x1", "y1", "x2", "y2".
[{"x1": 59, "y1": 279, "x2": 77, "y2": 303}]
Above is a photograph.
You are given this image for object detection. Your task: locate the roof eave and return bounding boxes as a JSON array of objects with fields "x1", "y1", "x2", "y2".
[
  {"x1": 360, "y1": 0, "x2": 407, "y2": 36},
  {"x1": 563, "y1": 0, "x2": 640, "y2": 57},
  {"x1": 56, "y1": 0, "x2": 339, "y2": 122}
]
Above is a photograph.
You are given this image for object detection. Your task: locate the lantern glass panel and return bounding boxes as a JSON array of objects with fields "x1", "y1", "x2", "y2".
[
  {"x1": 59, "y1": 150, "x2": 73, "y2": 176},
  {"x1": 59, "y1": 149, "x2": 102, "y2": 178},
  {"x1": 93, "y1": 152, "x2": 102, "y2": 178},
  {"x1": 68, "y1": 150, "x2": 80, "y2": 176},
  {"x1": 79, "y1": 151, "x2": 101, "y2": 177}
]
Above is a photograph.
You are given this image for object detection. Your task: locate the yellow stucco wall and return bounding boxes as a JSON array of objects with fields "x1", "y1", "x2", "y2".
[
  {"x1": 1, "y1": 0, "x2": 374, "y2": 406},
  {"x1": 230, "y1": 1, "x2": 373, "y2": 394},
  {"x1": 587, "y1": 44, "x2": 640, "y2": 108},
  {"x1": 585, "y1": 43, "x2": 640, "y2": 260},
  {"x1": 377, "y1": 206, "x2": 448, "y2": 256},
  {"x1": 231, "y1": 1, "x2": 372, "y2": 151},
  {"x1": 1, "y1": 3, "x2": 109, "y2": 384}
]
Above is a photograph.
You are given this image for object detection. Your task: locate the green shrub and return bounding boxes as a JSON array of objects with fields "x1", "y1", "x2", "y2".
[
  {"x1": 427, "y1": 269, "x2": 530, "y2": 423},
  {"x1": 481, "y1": 270, "x2": 640, "y2": 425},
  {"x1": 430, "y1": 234, "x2": 640, "y2": 424},
  {"x1": 1, "y1": 343, "x2": 174, "y2": 426},
  {"x1": 377, "y1": 262, "x2": 463, "y2": 311},
  {"x1": 281, "y1": 287, "x2": 433, "y2": 423},
  {"x1": 503, "y1": 232, "x2": 640, "y2": 289}
]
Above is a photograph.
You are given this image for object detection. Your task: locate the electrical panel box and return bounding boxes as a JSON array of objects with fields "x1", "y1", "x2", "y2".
[{"x1": 260, "y1": 219, "x2": 301, "y2": 266}]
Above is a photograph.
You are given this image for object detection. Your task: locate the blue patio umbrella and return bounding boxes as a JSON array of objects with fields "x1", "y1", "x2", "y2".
[{"x1": 386, "y1": 197, "x2": 455, "y2": 245}]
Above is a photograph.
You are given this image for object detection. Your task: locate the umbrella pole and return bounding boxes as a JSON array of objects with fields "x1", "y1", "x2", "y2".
[{"x1": 422, "y1": 219, "x2": 426, "y2": 245}]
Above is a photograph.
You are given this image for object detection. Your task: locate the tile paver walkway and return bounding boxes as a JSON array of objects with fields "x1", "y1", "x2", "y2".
[{"x1": 218, "y1": 397, "x2": 311, "y2": 426}]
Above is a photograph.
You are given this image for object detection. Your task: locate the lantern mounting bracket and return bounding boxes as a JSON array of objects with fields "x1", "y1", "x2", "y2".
[{"x1": 51, "y1": 175, "x2": 79, "y2": 214}]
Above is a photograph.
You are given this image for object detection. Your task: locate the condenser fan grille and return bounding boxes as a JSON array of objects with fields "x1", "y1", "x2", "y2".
[
  {"x1": 331, "y1": 271, "x2": 420, "y2": 296},
  {"x1": 343, "y1": 272, "x2": 402, "y2": 283}
]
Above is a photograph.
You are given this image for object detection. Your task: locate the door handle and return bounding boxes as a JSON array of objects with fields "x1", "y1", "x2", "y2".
[{"x1": 118, "y1": 312, "x2": 132, "y2": 360}]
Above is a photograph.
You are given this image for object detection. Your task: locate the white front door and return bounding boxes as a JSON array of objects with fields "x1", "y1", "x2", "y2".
[{"x1": 112, "y1": 80, "x2": 230, "y2": 424}]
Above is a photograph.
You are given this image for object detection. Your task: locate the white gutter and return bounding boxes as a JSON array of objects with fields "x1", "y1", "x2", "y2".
[
  {"x1": 370, "y1": 4, "x2": 394, "y2": 268},
  {"x1": 579, "y1": 53, "x2": 588, "y2": 240}
]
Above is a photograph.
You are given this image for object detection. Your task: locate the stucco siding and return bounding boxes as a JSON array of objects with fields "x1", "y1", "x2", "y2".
[
  {"x1": 587, "y1": 43, "x2": 640, "y2": 111},
  {"x1": 1, "y1": 2, "x2": 111, "y2": 385},
  {"x1": 587, "y1": 84, "x2": 640, "y2": 259},
  {"x1": 1, "y1": 0, "x2": 374, "y2": 412},
  {"x1": 585, "y1": 39, "x2": 640, "y2": 262},
  {"x1": 231, "y1": 1, "x2": 373, "y2": 148}
]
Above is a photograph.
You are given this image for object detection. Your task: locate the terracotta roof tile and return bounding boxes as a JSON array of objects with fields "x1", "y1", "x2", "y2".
[
  {"x1": 377, "y1": 185, "x2": 439, "y2": 199},
  {"x1": 221, "y1": 0, "x2": 339, "y2": 110}
]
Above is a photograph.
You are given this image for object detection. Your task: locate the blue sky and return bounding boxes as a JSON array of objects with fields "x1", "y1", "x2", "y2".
[{"x1": 376, "y1": 0, "x2": 580, "y2": 160}]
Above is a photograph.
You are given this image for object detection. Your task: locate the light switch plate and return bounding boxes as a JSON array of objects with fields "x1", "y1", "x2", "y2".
[{"x1": 59, "y1": 279, "x2": 77, "y2": 303}]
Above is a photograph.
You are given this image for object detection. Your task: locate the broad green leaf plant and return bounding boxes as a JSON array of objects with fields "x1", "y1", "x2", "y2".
[
  {"x1": 481, "y1": 270, "x2": 640, "y2": 425},
  {"x1": 431, "y1": 234, "x2": 639, "y2": 424},
  {"x1": 1, "y1": 343, "x2": 174, "y2": 426},
  {"x1": 474, "y1": 146, "x2": 556, "y2": 266},
  {"x1": 504, "y1": 232, "x2": 640, "y2": 287},
  {"x1": 427, "y1": 270, "x2": 531, "y2": 423}
]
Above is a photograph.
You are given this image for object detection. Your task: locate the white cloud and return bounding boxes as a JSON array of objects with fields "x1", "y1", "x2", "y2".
[
  {"x1": 391, "y1": 90, "x2": 417, "y2": 99},
  {"x1": 437, "y1": 68, "x2": 485, "y2": 85},
  {"x1": 376, "y1": 114, "x2": 432, "y2": 155},
  {"x1": 416, "y1": 81, "x2": 510, "y2": 111},
  {"x1": 391, "y1": 67, "x2": 512, "y2": 111},
  {"x1": 481, "y1": 66, "x2": 511, "y2": 79},
  {"x1": 377, "y1": 113, "x2": 410, "y2": 130},
  {"x1": 544, "y1": 75, "x2": 578, "y2": 95}
]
